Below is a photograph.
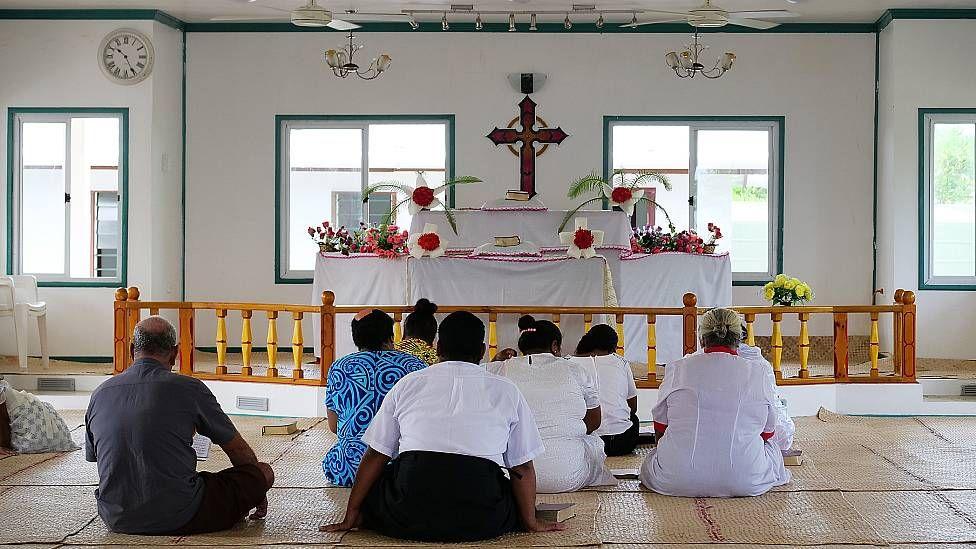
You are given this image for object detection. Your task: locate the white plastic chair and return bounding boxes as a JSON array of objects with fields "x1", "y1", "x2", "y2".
[{"x1": 0, "y1": 276, "x2": 49, "y2": 371}]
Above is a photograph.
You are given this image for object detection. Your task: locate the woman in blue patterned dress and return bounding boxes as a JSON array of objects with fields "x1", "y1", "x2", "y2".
[{"x1": 323, "y1": 309, "x2": 427, "y2": 486}]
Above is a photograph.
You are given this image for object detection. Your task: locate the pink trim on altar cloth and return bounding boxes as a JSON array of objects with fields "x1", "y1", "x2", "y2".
[
  {"x1": 478, "y1": 206, "x2": 549, "y2": 212},
  {"x1": 621, "y1": 251, "x2": 731, "y2": 261}
]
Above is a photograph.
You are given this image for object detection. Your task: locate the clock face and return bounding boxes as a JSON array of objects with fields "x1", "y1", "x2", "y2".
[{"x1": 99, "y1": 29, "x2": 154, "y2": 85}]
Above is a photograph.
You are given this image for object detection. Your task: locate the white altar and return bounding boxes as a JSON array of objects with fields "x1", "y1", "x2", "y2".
[{"x1": 311, "y1": 209, "x2": 731, "y2": 365}]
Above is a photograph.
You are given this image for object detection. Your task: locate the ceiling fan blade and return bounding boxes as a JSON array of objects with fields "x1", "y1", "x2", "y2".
[
  {"x1": 621, "y1": 18, "x2": 691, "y2": 28},
  {"x1": 638, "y1": 9, "x2": 698, "y2": 17},
  {"x1": 209, "y1": 15, "x2": 288, "y2": 21},
  {"x1": 727, "y1": 17, "x2": 780, "y2": 29},
  {"x1": 729, "y1": 10, "x2": 797, "y2": 18},
  {"x1": 226, "y1": 0, "x2": 291, "y2": 13},
  {"x1": 327, "y1": 19, "x2": 362, "y2": 30}
]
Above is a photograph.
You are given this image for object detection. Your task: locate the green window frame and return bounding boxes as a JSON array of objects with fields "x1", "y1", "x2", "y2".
[
  {"x1": 6, "y1": 107, "x2": 128, "y2": 287},
  {"x1": 275, "y1": 114, "x2": 455, "y2": 284},
  {"x1": 604, "y1": 115, "x2": 785, "y2": 285},
  {"x1": 918, "y1": 108, "x2": 976, "y2": 290}
]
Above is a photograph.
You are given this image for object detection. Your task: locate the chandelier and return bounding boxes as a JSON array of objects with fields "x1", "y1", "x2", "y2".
[
  {"x1": 324, "y1": 31, "x2": 391, "y2": 80},
  {"x1": 665, "y1": 32, "x2": 735, "y2": 79}
]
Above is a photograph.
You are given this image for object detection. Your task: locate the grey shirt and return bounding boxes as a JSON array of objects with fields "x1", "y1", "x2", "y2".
[{"x1": 85, "y1": 358, "x2": 237, "y2": 534}]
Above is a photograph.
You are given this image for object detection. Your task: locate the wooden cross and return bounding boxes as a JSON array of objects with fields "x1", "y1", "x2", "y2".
[{"x1": 486, "y1": 95, "x2": 568, "y2": 197}]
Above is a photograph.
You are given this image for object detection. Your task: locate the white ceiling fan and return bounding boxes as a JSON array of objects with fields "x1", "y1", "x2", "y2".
[
  {"x1": 622, "y1": 0, "x2": 798, "y2": 30},
  {"x1": 212, "y1": 0, "x2": 400, "y2": 30}
]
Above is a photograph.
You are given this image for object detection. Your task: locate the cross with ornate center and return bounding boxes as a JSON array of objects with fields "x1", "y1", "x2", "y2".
[{"x1": 486, "y1": 95, "x2": 569, "y2": 197}]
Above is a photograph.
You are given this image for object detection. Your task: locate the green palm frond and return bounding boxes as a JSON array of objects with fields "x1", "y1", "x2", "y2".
[
  {"x1": 447, "y1": 175, "x2": 482, "y2": 185},
  {"x1": 442, "y1": 208, "x2": 459, "y2": 235},
  {"x1": 363, "y1": 182, "x2": 413, "y2": 202},
  {"x1": 377, "y1": 197, "x2": 410, "y2": 228},
  {"x1": 558, "y1": 197, "x2": 603, "y2": 233},
  {"x1": 568, "y1": 172, "x2": 608, "y2": 200},
  {"x1": 632, "y1": 170, "x2": 672, "y2": 192},
  {"x1": 638, "y1": 197, "x2": 676, "y2": 232}
]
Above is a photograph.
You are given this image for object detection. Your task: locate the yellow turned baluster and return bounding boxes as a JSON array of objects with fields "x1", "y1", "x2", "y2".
[
  {"x1": 771, "y1": 312, "x2": 783, "y2": 380},
  {"x1": 870, "y1": 312, "x2": 880, "y2": 377},
  {"x1": 646, "y1": 314, "x2": 657, "y2": 382},
  {"x1": 215, "y1": 309, "x2": 228, "y2": 375},
  {"x1": 552, "y1": 314, "x2": 560, "y2": 331},
  {"x1": 615, "y1": 314, "x2": 625, "y2": 355},
  {"x1": 583, "y1": 313, "x2": 592, "y2": 335},
  {"x1": 241, "y1": 311, "x2": 253, "y2": 376},
  {"x1": 292, "y1": 311, "x2": 304, "y2": 380},
  {"x1": 798, "y1": 312, "x2": 810, "y2": 379},
  {"x1": 394, "y1": 312, "x2": 403, "y2": 343},
  {"x1": 488, "y1": 312, "x2": 498, "y2": 357},
  {"x1": 266, "y1": 311, "x2": 278, "y2": 377},
  {"x1": 745, "y1": 314, "x2": 756, "y2": 347},
  {"x1": 149, "y1": 307, "x2": 160, "y2": 316}
]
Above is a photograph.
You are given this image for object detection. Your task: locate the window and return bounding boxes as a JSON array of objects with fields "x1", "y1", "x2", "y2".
[
  {"x1": 920, "y1": 110, "x2": 976, "y2": 288},
  {"x1": 607, "y1": 117, "x2": 783, "y2": 283},
  {"x1": 277, "y1": 116, "x2": 453, "y2": 282},
  {"x1": 8, "y1": 109, "x2": 127, "y2": 286}
]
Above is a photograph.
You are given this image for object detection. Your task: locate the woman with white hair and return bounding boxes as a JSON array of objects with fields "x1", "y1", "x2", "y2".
[{"x1": 639, "y1": 308, "x2": 791, "y2": 497}]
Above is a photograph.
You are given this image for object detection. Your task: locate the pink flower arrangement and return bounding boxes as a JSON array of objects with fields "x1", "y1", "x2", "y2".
[
  {"x1": 355, "y1": 223, "x2": 409, "y2": 258},
  {"x1": 632, "y1": 225, "x2": 706, "y2": 254},
  {"x1": 706, "y1": 223, "x2": 724, "y2": 246}
]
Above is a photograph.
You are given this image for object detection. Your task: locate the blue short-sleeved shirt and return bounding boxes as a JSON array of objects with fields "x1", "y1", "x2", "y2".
[
  {"x1": 323, "y1": 350, "x2": 426, "y2": 485},
  {"x1": 85, "y1": 358, "x2": 238, "y2": 534}
]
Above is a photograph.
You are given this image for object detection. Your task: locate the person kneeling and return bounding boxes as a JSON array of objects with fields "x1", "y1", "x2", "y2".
[
  {"x1": 324, "y1": 311, "x2": 563, "y2": 542},
  {"x1": 85, "y1": 317, "x2": 274, "y2": 535},
  {"x1": 640, "y1": 308, "x2": 791, "y2": 497}
]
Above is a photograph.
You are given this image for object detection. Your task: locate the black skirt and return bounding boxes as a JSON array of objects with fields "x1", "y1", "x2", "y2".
[{"x1": 361, "y1": 450, "x2": 520, "y2": 542}]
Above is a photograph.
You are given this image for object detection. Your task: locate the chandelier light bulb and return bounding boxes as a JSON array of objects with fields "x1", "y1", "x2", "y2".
[
  {"x1": 665, "y1": 51, "x2": 680, "y2": 69},
  {"x1": 475, "y1": 13, "x2": 483, "y2": 30},
  {"x1": 441, "y1": 13, "x2": 449, "y2": 30},
  {"x1": 721, "y1": 52, "x2": 736, "y2": 70},
  {"x1": 509, "y1": 13, "x2": 516, "y2": 32},
  {"x1": 564, "y1": 14, "x2": 572, "y2": 29},
  {"x1": 529, "y1": 13, "x2": 538, "y2": 31},
  {"x1": 324, "y1": 49, "x2": 339, "y2": 68},
  {"x1": 376, "y1": 54, "x2": 392, "y2": 72}
]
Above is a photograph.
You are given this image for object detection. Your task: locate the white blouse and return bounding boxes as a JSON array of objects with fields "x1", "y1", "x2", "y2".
[
  {"x1": 569, "y1": 355, "x2": 639, "y2": 437},
  {"x1": 362, "y1": 361, "x2": 544, "y2": 468}
]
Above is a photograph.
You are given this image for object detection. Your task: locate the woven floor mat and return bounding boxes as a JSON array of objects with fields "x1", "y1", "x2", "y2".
[
  {"x1": 65, "y1": 487, "x2": 347, "y2": 546},
  {"x1": 0, "y1": 452, "x2": 58, "y2": 482},
  {"x1": 58, "y1": 409, "x2": 87, "y2": 429},
  {"x1": 769, "y1": 457, "x2": 834, "y2": 492},
  {"x1": 595, "y1": 491, "x2": 884, "y2": 545},
  {"x1": 270, "y1": 440, "x2": 332, "y2": 488},
  {"x1": 2, "y1": 447, "x2": 96, "y2": 486},
  {"x1": 333, "y1": 492, "x2": 600, "y2": 547},
  {"x1": 803, "y1": 444, "x2": 935, "y2": 491},
  {"x1": 0, "y1": 485, "x2": 98, "y2": 544},
  {"x1": 914, "y1": 416, "x2": 976, "y2": 448},
  {"x1": 61, "y1": 546, "x2": 337, "y2": 549},
  {"x1": 845, "y1": 490, "x2": 976, "y2": 543},
  {"x1": 604, "y1": 445, "x2": 653, "y2": 471}
]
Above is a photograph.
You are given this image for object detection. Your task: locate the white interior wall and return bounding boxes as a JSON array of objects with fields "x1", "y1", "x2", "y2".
[
  {"x1": 185, "y1": 31, "x2": 876, "y2": 350},
  {"x1": 877, "y1": 19, "x2": 976, "y2": 359},
  {"x1": 0, "y1": 19, "x2": 182, "y2": 356}
]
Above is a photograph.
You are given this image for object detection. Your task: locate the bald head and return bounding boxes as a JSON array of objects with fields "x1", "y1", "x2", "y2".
[{"x1": 132, "y1": 316, "x2": 178, "y2": 364}]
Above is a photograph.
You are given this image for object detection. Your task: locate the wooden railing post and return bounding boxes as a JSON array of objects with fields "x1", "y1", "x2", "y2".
[
  {"x1": 744, "y1": 313, "x2": 756, "y2": 347},
  {"x1": 869, "y1": 312, "x2": 880, "y2": 377},
  {"x1": 798, "y1": 312, "x2": 810, "y2": 379},
  {"x1": 113, "y1": 288, "x2": 129, "y2": 374},
  {"x1": 901, "y1": 291, "x2": 916, "y2": 381},
  {"x1": 320, "y1": 291, "x2": 336, "y2": 383},
  {"x1": 614, "y1": 313, "x2": 625, "y2": 355},
  {"x1": 266, "y1": 311, "x2": 278, "y2": 378},
  {"x1": 292, "y1": 311, "x2": 304, "y2": 380},
  {"x1": 583, "y1": 313, "x2": 592, "y2": 335},
  {"x1": 125, "y1": 287, "x2": 141, "y2": 371},
  {"x1": 488, "y1": 312, "x2": 498, "y2": 357},
  {"x1": 241, "y1": 310, "x2": 253, "y2": 376},
  {"x1": 178, "y1": 306, "x2": 194, "y2": 375},
  {"x1": 892, "y1": 289, "x2": 904, "y2": 376},
  {"x1": 646, "y1": 314, "x2": 657, "y2": 382},
  {"x1": 833, "y1": 311, "x2": 849, "y2": 381},
  {"x1": 393, "y1": 311, "x2": 403, "y2": 343},
  {"x1": 215, "y1": 309, "x2": 228, "y2": 375},
  {"x1": 552, "y1": 313, "x2": 561, "y2": 331},
  {"x1": 682, "y1": 293, "x2": 698, "y2": 356},
  {"x1": 771, "y1": 312, "x2": 783, "y2": 380}
]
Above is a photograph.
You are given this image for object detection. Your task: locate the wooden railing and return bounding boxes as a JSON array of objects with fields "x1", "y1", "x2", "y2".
[{"x1": 113, "y1": 287, "x2": 917, "y2": 388}]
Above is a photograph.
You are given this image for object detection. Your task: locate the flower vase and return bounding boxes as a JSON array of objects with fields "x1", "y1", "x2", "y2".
[
  {"x1": 317, "y1": 242, "x2": 329, "y2": 253},
  {"x1": 703, "y1": 244, "x2": 717, "y2": 254}
]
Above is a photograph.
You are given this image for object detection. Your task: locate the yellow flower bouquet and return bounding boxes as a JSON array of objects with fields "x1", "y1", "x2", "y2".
[{"x1": 764, "y1": 274, "x2": 814, "y2": 306}]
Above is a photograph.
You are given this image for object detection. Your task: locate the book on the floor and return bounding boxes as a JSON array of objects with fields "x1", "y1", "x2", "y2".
[
  {"x1": 611, "y1": 468, "x2": 639, "y2": 479},
  {"x1": 638, "y1": 422, "x2": 656, "y2": 444},
  {"x1": 535, "y1": 502, "x2": 576, "y2": 523},
  {"x1": 191, "y1": 433, "x2": 211, "y2": 461},
  {"x1": 505, "y1": 190, "x2": 531, "y2": 201},
  {"x1": 262, "y1": 421, "x2": 299, "y2": 436},
  {"x1": 783, "y1": 449, "x2": 803, "y2": 466}
]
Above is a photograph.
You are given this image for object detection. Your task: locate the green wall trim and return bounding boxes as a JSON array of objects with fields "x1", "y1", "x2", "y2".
[
  {"x1": 603, "y1": 115, "x2": 786, "y2": 282},
  {"x1": 0, "y1": 9, "x2": 184, "y2": 30},
  {"x1": 871, "y1": 30, "x2": 880, "y2": 304},
  {"x1": 877, "y1": 9, "x2": 976, "y2": 31},
  {"x1": 272, "y1": 114, "x2": 456, "y2": 285},
  {"x1": 181, "y1": 29, "x2": 187, "y2": 300},
  {"x1": 917, "y1": 108, "x2": 976, "y2": 292},
  {"x1": 6, "y1": 107, "x2": 129, "y2": 288}
]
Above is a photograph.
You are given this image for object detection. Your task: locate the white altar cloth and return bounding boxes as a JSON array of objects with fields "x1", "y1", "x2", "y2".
[
  {"x1": 311, "y1": 254, "x2": 610, "y2": 358},
  {"x1": 411, "y1": 210, "x2": 633, "y2": 251},
  {"x1": 620, "y1": 252, "x2": 733, "y2": 365}
]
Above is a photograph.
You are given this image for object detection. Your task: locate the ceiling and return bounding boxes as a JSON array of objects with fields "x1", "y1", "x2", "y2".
[{"x1": 0, "y1": 0, "x2": 975, "y2": 24}]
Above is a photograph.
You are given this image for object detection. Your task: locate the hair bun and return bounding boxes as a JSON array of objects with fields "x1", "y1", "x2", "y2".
[
  {"x1": 517, "y1": 315, "x2": 536, "y2": 331},
  {"x1": 413, "y1": 298, "x2": 438, "y2": 316}
]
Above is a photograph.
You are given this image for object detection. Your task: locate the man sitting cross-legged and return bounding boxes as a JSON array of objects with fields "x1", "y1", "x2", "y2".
[
  {"x1": 85, "y1": 316, "x2": 274, "y2": 535},
  {"x1": 324, "y1": 311, "x2": 564, "y2": 542}
]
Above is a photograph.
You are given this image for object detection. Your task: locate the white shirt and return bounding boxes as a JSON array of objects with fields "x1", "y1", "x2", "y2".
[
  {"x1": 569, "y1": 355, "x2": 639, "y2": 436},
  {"x1": 640, "y1": 350, "x2": 790, "y2": 497},
  {"x1": 362, "y1": 361, "x2": 544, "y2": 468},
  {"x1": 737, "y1": 344, "x2": 795, "y2": 451}
]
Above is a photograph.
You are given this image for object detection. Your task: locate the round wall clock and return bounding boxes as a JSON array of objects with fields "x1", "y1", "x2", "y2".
[{"x1": 98, "y1": 28, "x2": 155, "y2": 85}]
